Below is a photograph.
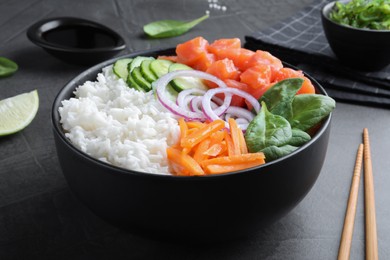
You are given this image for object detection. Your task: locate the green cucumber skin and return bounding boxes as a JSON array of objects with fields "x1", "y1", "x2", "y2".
[
  {"x1": 129, "y1": 56, "x2": 155, "y2": 73},
  {"x1": 140, "y1": 60, "x2": 158, "y2": 83},
  {"x1": 150, "y1": 59, "x2": 173, "y2": 78},
  {"x1": 113, "y1": 58, "x2": 133, "y2": 80},
  {"x1": 131, "y1": 67, "x2": 152, "y2": 91},
  {"x1": 126, "y1": 73, "x2": 144, "y2": 92},
  {"x1": 168, "y1": 63, "x2": 207, "y2": 92}
]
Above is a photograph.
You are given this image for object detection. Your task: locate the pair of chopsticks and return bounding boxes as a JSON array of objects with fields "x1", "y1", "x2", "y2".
[{"x1": 338, "y1": 128, "x2": 378, "y2": 260}]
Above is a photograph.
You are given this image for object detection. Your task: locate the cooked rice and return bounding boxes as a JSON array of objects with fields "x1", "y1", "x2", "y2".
[{"x1": 59, "y1": 66, "x2": 180, "y2": 174}]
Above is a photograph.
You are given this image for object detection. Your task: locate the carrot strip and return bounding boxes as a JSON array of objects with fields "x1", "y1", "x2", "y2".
[
  {"x1": 168, "y1": 118, "x2": 263, "y2": 176},
  {"x1": 200, "y1": 153, "x2": 265, "y2": 167},
  {"x1": 228, "y1": 118, "x2": 242, "y2": 155},
  {"x1": 209, "y1": 130, "x2": 225, "y2": 146},
  {"x1": 193, "y1": 138, "x2": 211, "y2": 164},
  {"x1": 204, "y1": 143, "x2": 223, "y2": 157},
  {"x1": 238, "y1": 127, "x2": 248, "y2": 154},
  {"x1": 181, "y1": 119, "x2": 225, "y2": 149},
  {"x1": 186, "y1": 121, "x2": 205, "y2": 129},
  {"x1": 223, "y1": 129, "x2": 235, "y2": 156},
  {"x1": 205, "y1": 159, "x2": 265, "y2": 174},
  {"x1": 179, "y1": 118, "x2": 188, "y2": 140},
  {"x1": 167, "y1": 147, "x2": 205, "y2": 176}
]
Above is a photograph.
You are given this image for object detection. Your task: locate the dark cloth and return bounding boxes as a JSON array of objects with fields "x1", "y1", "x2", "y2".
[{"x1": 244, "y1": 0, "x2": 390, "y2": 108}]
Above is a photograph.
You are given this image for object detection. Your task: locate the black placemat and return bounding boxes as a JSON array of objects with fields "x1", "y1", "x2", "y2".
[{"x1": 244, "y1": 0, "x2": 390, "y2": 108}]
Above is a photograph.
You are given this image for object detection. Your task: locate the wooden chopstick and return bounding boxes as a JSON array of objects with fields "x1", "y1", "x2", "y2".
[
  {"x1": 363, "y1": 128, "x2": 378, "y2": 260},
  {"x1": 338, "y1": 128, "x2": 379, "y2": 259},
  {"x1": 338, "y1": 143, "x2": 364, "y2": 260}
]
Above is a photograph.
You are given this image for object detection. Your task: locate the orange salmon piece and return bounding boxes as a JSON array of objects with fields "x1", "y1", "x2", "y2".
[{"x1": 176, "y1": 36, "x2": 209, "y2": 66}]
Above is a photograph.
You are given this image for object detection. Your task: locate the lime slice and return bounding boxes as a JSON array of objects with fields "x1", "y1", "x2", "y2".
[{"x1": 0, "y1": 90, "x2": 39, "y2": 136}]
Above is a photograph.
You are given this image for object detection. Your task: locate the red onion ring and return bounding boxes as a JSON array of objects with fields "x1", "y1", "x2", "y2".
[
  {"x1": 202, "y1": 87, "x2": 260, "y2": 122},
  {"x1": 153, "y1": 70, "x2": 231, "y2": 121}
]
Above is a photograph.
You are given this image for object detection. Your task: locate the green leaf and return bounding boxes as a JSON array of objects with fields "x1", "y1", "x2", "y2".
[
  {"x1": 287, "y1": 128, "x2": 311, "y2": 146},
  {"x1": 260, "y1": 78, "x2": 304, "y2": 119},
  {"x1": 0, "y1": 57, "x2": 18, "y2": 78},
  {"x1": 245, "y1": 102, "x2": 292, "y2": 153},
  {"x1": 289, "y1": 94, "x2": 336, "y2": 132},
  {"x1": 260, "y1": 145, "x2": 298, "y2": 162},
  {"x1": 143, "y1": 14, "x2": 209, "y2": 39}
]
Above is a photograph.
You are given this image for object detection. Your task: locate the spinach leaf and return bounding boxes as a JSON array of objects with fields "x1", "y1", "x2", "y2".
[
  {"x1": 245, "y1": 102, "x2": 292, "y2": 153},
  {"x1": 260, "y1": 145, "x2": 298, "y2": 162},
  {"x1": 289, "y1": 94, "x2": 336, "y2": 131},
  {"x1": 287, "y1": 128, "x2": 311, "y2": 146},
  {"x1": 260, "y1": 78, "x2": 303, "y2": 119},
  {"x1": 143, "y1": 14, "x2": 209, "y2": 39},
  {"x1": 0, "y1": 57, "x2": 18, "y2": 78}
]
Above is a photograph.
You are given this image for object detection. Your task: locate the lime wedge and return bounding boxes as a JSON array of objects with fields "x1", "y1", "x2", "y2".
[{"x1": 0, "y1": 90, "x2": 39, "y2": 136}]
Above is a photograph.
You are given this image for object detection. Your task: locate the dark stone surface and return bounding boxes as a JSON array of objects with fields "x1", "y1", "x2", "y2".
[{"x1": 0, "y1": 0, "x2": 389, "y2": 259}]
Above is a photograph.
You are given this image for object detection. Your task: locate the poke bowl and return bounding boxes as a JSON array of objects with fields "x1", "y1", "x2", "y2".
[{"x1": 52, "y1": 37, "x2": 334, "y2": 242}]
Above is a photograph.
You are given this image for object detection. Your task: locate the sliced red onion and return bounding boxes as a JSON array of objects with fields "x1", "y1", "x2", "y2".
[
  {"x1": 177, "y1": 88, "x2": 206, "y2": 108},
  {"x1": 191, "y1": 96, "x2": 221, "y2": 115},
  {"x1": 153, "y1": 70, "x2": 230, "y2": 121},
  {"x1": 225, "y1": 106, "x2": 256, "y2": 122},
  {"x1": 202, "y1": 87, "x2": 261, "y2": 122},
  {"x1": 190, "y1": 96, "x2": 203, "y2": 114}
]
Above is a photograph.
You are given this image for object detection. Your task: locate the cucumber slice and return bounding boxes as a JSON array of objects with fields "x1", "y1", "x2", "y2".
[
  {"x1": 150, "y1": 59, "x2": 174, "y2": 78},
  {"x1": 165, "y1": 84, "x2": 179, "y2": 101},
  {"x1": 129, "y1": 56, "x2": 154, "y2": 73},
  {"x1": 127, "y1": 73, "x2": 144, "y2": 92},
  {"x1": 131, "y1": 67, "x2": 152, "y2": 91},
  {"x1": 140, "y1": 60, "x2": 157, "y2": 83},
  {"x1": 152, "y1": 79, "x2": 178, "y2": 102},
  {"x1": 168, "y1": 63, "x2": 207, "y2": 92},
  {"x1": 113, "y1": 58, "x2": 133, "y2": 80}
]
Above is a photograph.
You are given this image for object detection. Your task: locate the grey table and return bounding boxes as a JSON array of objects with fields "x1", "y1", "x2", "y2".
[{"x1": 1, "y1": 0, "x2": 389, "y2": 259}]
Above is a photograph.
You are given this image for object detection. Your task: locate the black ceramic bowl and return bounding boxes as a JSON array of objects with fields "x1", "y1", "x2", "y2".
[
  {"x1": 321, "y1": 1, "x2": 390, "y2": 71},
  {"x1": 52, "y1": 48, "x2": 332, "y2": 242},
  {"x1": 27, "y1": 17, "x2": 126, "y2": 66}
]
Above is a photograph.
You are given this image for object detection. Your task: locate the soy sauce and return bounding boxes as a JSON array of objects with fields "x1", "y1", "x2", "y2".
[{"x1": 43, "y1": 25, "x2": 117, "y2": 49}]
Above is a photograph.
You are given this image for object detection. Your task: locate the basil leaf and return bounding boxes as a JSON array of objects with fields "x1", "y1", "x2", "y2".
[
  {"x1": 0, "y1": 57, "x2": 18, "y2": 78},
  {"x1": 260, "y1": 78, "x2": 303, "y2": 120},
  {"x1": 245, "y1": 102, "x2": 292, "y2": 153},
  {"x1": 143, "y1": 14, "x2": 209, "y2": 39},
  {"x1": 260, "y1": 145, "x2": 298, "y2": 162},
  {"x1": 289, "y1": 94, "x2": 336, "y2": 131},
  {"x1": 287, "y1": 128, "x2": 311, "y2": 146}
]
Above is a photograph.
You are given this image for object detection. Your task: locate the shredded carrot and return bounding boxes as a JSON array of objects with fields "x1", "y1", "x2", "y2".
[
  {"x1": 186, "y1": 121, "x2": 205, "y2": 129},
  {"x1": 228, "y1": 118, "x2": 242, "y2": 155},
  {"x1": 181, "y1": 119, "x2": 225, "y2": 149},
  {"x1": 237, "y1": 126, "x2": 248, "y2": 154},
  {"x1": 179, "y1": 118, "x2": 188, "y2": 139},
  {"x1": 204, "y1": 160, "x2": 265, "y2": 174},
  {"x1": 224, "y1": 129, "x2": 235, "y2": 156},
  {"x1": 200, "y1": 153, "x2": 265, "y2": 167},
  {"x1": 167, "y1": 147, "x2": 205, "y2": 176},
  {"x1": 167, "y1": 118, "x2": 266, "y2": 176},
  {"x1": 193, "y1": 138, "x2": 211, "y2": 163},
  {"x1": 204, "y1": 143, "x2": 224, "y2": 157}
]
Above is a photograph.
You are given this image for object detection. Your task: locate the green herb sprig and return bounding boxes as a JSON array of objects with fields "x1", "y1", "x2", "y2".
[
  {"x1": 0, "y1": 57, "x2": 18, "y2": 78},
  {"x1": 143, "y1": 14, "x2": 209, "y2": 38},
  {"x1": 329, "y1": 0, "x2": 390, "y2": 30},
  {"x1": 245, "y1": 78, "x2": 335, "y2": 161}
]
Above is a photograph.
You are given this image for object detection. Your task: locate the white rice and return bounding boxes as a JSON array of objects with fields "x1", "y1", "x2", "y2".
[{"x1": 59, "y1": 66, "x2": 180, "y2": 174}]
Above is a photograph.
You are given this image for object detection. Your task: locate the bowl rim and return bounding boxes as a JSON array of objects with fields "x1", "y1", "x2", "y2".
[
  {"x1": 52, "y1": 47, "x2": 333, "y2": 180},
  {"x1": 322, "y1": 1, "x2": 390, "y2": 33},
  {"x1": 27, "y1": 16, "x2": 126, "y2": 53}
]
